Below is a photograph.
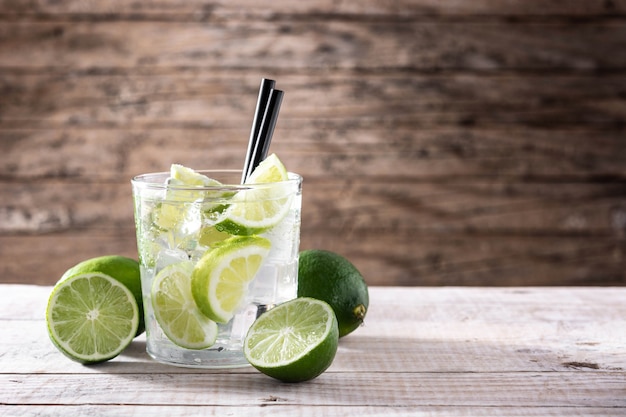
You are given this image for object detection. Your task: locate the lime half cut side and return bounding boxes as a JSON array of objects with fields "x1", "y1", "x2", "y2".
[
  {"x1": 191, "y1": 236, "x2": 271, "y2": 323},
  {"x1": 46, "y1": 273, "x2": 139, "y2": 364},
  {"x1": 244, "y1": 297, "x2": 339, "y2": 382},
  {"x1": 217, "y1": 153, "x2": 293, "y2": 236},
  {"x1": 151, "y1": 262, "x2": 218, "y2": 349},
  {"x1": 59, "y1": 255, "x2": 144, "y2": 337}
]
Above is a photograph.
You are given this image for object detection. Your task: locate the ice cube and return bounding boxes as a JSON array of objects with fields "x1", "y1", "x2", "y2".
[
  {"x1": 156, "y1": 248, "x2": 190, "y2": 271},
  {"x1": 263, "y1": 207, "x2": 301, "y2": 261}
]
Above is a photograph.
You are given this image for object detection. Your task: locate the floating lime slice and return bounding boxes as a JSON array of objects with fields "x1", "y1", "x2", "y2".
[
  {"x1": 151, "y1": 262, "x2": 218, "y2": 349},
  {"x1": 170, "y1": 164, "x2": 219, "y2": 188},
  {"x1": 244, "y1": 297, "x2": 339, "y2": 382},
  {"x1": 217, "y1": 153, "x2": 293, "y2": 236},
  {"x1": 46, "y1": 273, "x2": 139, "y2": 364},
  {"x1": 153, "y1": 164, "x2": 224, "y2": 231},
  {"x1": 198, "y1": 225, "x2": 232, "y2": 248},
  {"x1": 191, "y1": 236, "x2": 271, "y2": 323}
]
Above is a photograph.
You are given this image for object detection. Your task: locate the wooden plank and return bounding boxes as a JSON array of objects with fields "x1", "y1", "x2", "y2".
[
  {"x1": 2, "y1": 372, "x2": 625, "y2": 408},
  {"x1": 1, "y1": 232, "x2": 624, "y2": 286},
  {"x1": 1, "y1": 286, "x2": 624, "y2": 416},
  {"x1": 1, "y1": 125, "x2": 624, "y2": 286},
  {"x1": 1, "y1": 73, "x2": 625, "y2": 127},
  {"x1": 1, "y1": 128, "x2": 625, "y2": 181},
  {"x1": 1, "y1": 0, "x2": 625, "y2": 18},
  {"x1": 1, "y1": 405, "x2": 621, "y2": 417},
  {"x1": 0, "y1": 286, "x2": 626, "y2": 410},
  {"x1": 0, "y1": 21, "x2": 624, "y2": 71},
  {"x1": 5, "y1": 319, "x2": 626, "y2": 375},
  {"x1": 3, "y1": 286, "x2": 625, "y2": 373},
  {"x1": 316, "y1": 232, "x2": 626, "y2": 286},
  {"x1": 2, "y1": 179, "x2": 625, "y2": 235}
]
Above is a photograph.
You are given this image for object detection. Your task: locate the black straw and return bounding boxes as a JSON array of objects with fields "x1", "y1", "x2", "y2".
[
  {"x1": 242, "y1": 78, "x2": 275, "y2": 183},
  {"x1": 246, "y1": 88, "x2": 284, "y2": 181}
]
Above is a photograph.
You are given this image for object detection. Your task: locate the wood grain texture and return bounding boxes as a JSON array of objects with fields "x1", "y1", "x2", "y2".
[
  {"x1": 1, "y1": 21, "x2": 625, "y2": 71},
  {"x1": 0, "y1": 1, "x2": 624, "y2": 286},
  {"x1": 3, "y1": 0, "x2": 626, "y2": 17},
  {"x1": 1, "y1": 285, "x2": 625, "y2": 415},
  {"x1": 0, "y1": 406, "x2": 621, "y2": 417},
  {"x1": 2, "y1": 73, "x2": 626, "y2": 127}
]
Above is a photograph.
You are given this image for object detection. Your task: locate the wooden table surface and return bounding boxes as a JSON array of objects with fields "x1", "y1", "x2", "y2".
[{"x1": 1, "y1": 284, "x2": 625, "y2": 416}]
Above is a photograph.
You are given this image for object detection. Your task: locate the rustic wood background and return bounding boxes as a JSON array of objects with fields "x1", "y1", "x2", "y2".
[{"x1": 1, "y1": 1, "x2": 625, "y2": 286}]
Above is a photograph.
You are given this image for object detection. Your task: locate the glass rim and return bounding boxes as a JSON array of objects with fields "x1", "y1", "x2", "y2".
[{"x1": 131, "y1": 169, "x2": 302, "y2": 191}]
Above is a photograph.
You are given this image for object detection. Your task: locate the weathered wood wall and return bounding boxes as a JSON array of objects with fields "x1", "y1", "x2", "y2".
[{"x1": 1, "y1": 1, "x2": 625, "y2": 286}]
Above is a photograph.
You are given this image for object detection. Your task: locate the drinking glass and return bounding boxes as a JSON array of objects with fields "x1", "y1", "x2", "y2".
[{"x1": 131, "y1": 169, "x2": 301, "y2": 368}]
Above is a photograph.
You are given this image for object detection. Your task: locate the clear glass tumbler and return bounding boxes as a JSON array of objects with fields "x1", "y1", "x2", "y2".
[{"x1": 131, "y1": 169, "x2": 302, "y2": 368}]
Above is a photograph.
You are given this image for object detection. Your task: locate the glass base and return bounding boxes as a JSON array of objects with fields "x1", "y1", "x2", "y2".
[{"x1": 147, "y1": 340, "x2": 250, "y2": 368}]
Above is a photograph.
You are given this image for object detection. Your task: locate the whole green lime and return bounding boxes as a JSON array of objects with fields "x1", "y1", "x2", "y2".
[
  {"x1": 297, "y1": 250, "x2": 368, "y2": 337},
  {"x1": 60, "y1": 255, "x2": 144, "y2": 336}
]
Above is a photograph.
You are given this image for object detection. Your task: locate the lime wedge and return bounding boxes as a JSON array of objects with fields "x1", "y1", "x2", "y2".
[
  {"x1": 245, "y1": 153, "x2": 289, "y2": 184},
  {"x1": 153, "y1": 164, "x2": 224, "y2": 231},
  {"x1": 170, "y1": 164, "x2": 219, "y2": 188},
  {"x1": 244, "y1": 297, "x2": 339, "y2": 382},
  {"x1": 216, "y1": 153, "x2": 292, "y2": 236},
  {"x1": 46, "y1": 273, "x2": 140, "y2": 364},
  {"x1": 151, "y1": 262, "x2": 218, "y2": 349},
  {"x1": 191, "y1": 236, "x2": 271, "y2": 323}
]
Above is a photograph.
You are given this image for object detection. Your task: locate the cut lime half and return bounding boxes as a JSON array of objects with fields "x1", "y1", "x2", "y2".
[
  {"x1": 244, "y1": 297, "x2": 339, "y2": 382},
  {"x1": 191, "y1": 236, "x2": 271, "y2": 323},
  {"x1": 46, "y1": 273, "x2": 139, "y2": 364},
  {"x1": 151, "y1": 262, "x2": 218, "y2": 349},
  {"x1": 60, "y1": 255, "x2": 144, "y2": 337},
  {"x1": 217, "y1": 154, "x2": 293, "y2": 236}
]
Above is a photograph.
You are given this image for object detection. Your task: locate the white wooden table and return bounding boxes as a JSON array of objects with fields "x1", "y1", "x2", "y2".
[{"x1": 1, "y1": 285, "x2": 625, "y2": 416}]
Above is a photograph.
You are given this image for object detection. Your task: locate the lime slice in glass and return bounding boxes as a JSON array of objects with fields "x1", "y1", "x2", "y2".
[
  {"x1": 198, "y1": 225, "x2": 232, "y2": 248},
  {"x1": 46, "y1": 273, "x2": 140, "y2": 364},
  {"x1": 153, "y1": 164, "x2": 224, "y2": 231},
  {"x1": 245, "y1": 153, "x2": 289, "y2": 184},
  {"x1": 191, "y1": 236, "x2": 271, "y2": 323},
  {"x1": 216, "y1": 153, "x2": 292, "y2": 236},
  {"x1": 151, "y1": 262, "x2": 218, "y2": 349},
  {"x1": 170, "y1": 164, "x2": 219, "y2": 188},
  {"x1": 244, "y1": 297, "x2": 339, "y2": 382}
]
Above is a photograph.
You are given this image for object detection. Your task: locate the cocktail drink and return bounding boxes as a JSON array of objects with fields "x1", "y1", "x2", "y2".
[{"x1": 131, "y1": 155, "x2": 302, "y2": 367}]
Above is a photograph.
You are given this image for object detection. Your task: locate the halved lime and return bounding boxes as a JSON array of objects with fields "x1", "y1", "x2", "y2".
[
  {"x1": 60, "y1": 255, "x2": 144, "y2": 336},
  {"x1": 191, "y1": 236, "x2": 271, "y2": 323},
  {"x1": 46, "y1": 273, "x2": 140, "y2": 364},
  {"x1": 244, "y1": 297, "x2": 339, "y2": 382},
  {"x1": 151, "y1": 262, "x2": 218, "y2": 349},
  {"x1": 216, "y1": 153, "x2": 292, "y2": 236}
]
